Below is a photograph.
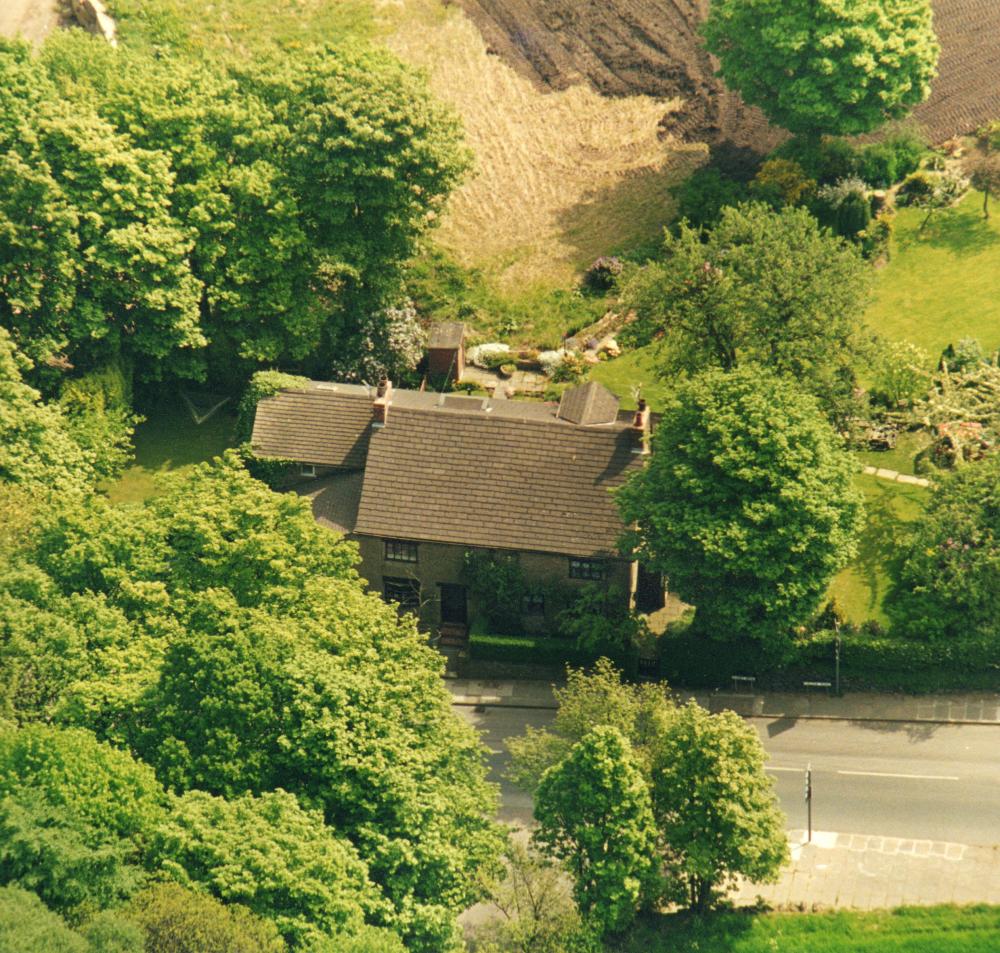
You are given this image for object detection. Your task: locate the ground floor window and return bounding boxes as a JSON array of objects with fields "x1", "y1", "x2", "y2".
[
  {"x1": 569, "y1": 558, "x2": 606, "y2": 581},
  {"x1": 384, "y1": 576, "x2": 421, "y2": 614},
  {"x1": 522, "y1": 592, "x2": 546, "y2": 616}
]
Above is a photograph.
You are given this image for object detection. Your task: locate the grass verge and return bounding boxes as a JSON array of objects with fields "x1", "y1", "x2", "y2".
[{"x1": 612, "y1": 906, "x2": 1000, "y2": 952}]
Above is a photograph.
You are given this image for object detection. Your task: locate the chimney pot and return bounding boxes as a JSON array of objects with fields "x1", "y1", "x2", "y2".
[
  {"x1": 631, "y1": 402, "x2": 651, "y2": 455},
  {"x1": 373, "y1": 379, "x2": 392, "y2": 428}
]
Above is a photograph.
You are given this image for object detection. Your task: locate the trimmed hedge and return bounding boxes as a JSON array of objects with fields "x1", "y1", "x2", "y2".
[{"x1": 469, "y1": 632, "x2": 637, "y2": 675}]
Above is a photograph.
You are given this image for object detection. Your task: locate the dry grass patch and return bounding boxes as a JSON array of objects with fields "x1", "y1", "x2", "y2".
[{"x1": 386, "y1": 4, "x2": 701, "y2": 290}]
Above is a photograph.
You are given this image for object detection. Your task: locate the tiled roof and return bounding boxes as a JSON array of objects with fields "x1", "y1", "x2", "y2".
[
  {"x1": 354, "y1": 405, "x2": 642, "y2": 557},
  {"x1": 253, "y1": 381, "x2": 647, "y2": 557},
  {"x1": 428, "y1": 321, "x2": 465, "y2": 349},
  {"x1": 250, "y1": 382, "x2": 373, "y2": 468},
  {"x1": 557, "y1": 381, "x2": 620, "y2": 425}
]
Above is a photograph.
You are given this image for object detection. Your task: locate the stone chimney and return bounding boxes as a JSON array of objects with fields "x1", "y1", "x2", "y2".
[
  {"x1": 631, "y1": 398, "x2": 650, "y2": 455},
  {"x1": 373, "y1": 378, "x2": 393, "y2": 429}
]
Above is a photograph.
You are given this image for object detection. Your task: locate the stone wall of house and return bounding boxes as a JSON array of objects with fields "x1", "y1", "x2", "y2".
[
  {"x1": 355, "y1": 535, "x2": 633, "y2": 631},
  {"x1": 70, "y1": 0, "x2": 117, "y2": 46}
]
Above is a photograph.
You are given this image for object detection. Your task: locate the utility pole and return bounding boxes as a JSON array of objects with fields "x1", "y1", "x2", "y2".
[
  {"x1": 805, "y1": 763, "x2": 813, "y2": 843},
  {"x1": 834, "y1": 620, "x2": 842, "y2": 697}
]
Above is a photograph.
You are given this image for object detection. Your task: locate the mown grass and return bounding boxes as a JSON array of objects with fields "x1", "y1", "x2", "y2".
[
  {"x1": 105, "y1": 391, "x2": 236, "y2": 505},
  {"x1": 827, "y1": 474, "x2": 928, "y2": 626},
  {"x1": 866, "y1": 190, "x2": 1000, "y2": 361},
  {"x1": 612, "y1": 906, "x2": 1000, "y2": 953},
  {"x1": 588, "y1": 345, "x2": 672, "y2": 411}
]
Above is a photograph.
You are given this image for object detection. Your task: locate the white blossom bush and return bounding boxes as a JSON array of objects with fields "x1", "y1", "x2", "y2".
[
  {"x1": 333, "y1": 301, "x2": 425, "y2": 383},
  {"x1": 467, "y1": 343, "x2": 510, "y2": 368},
  {"x1": 538, "y1": 349, "x2": 570, "y2": 376}
]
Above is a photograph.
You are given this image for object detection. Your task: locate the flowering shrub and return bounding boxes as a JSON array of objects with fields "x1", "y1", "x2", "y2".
[
  {"x1": 538, "y1": 349, "x2": 569, "y2": 376},
  {"x1": 467, "y1": 343, "x2": 510, "y2": 369},
  {"x1": 332, "y1": 301, "x2": 425, "y2": 383}
]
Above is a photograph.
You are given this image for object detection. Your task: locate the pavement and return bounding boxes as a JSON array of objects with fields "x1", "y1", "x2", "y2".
[
  {"x1": 448, "y1": 676, "x2": 1000, "y2": 726},
  {"x1": 452, "y1": 677, "x2": 1000, "y2": 910}
]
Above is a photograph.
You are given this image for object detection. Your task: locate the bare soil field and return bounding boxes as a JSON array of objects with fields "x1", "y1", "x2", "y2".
[
  {"x1": 387, "y1": 3, "x2": 701, "y2": 288},
  {"x1": 0, "y1": 0, "x2": 61, "y2": 43},
  {"x1": 458, "y1": 0, "x2": 1000, "y2": 147}
]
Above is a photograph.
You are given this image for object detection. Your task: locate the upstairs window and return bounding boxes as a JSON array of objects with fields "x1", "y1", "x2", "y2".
[
  {"x1": 385, "y1": 539, "x2": 418, "y2": 563},
  {"x1": 569, "y1": 558, "x2": 606, "y2": 581}
]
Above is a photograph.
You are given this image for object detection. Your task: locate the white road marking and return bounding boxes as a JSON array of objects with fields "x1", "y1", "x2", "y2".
[
  {"x1": 766, "y1": 765, "x2": 804, "y2": 773},
  {"x1": 836, "y1": 770, "x2": 959, "y2": 781}
]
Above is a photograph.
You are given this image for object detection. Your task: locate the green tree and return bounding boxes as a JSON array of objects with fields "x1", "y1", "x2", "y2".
[
  {"x1": 650, "y1": 703, "x2": 787, "y2": 910},
  {"x1": 0, "y1": 885, "x2": 89, "y2": 953},
  {"x1": 887, "y1": 454, "x2": 1000, "y2": 642},
  {"x1": 38, "y1": 33, "x2": 469, "y2": 383},
  {"x1": 622, "y1": 203, "x2": 872, "y2": 414},
  {"x1": 702, "y1": 0, "x2": 939, "y2": 137},
  {"x1": 0, "y1": 330, "x2": 95, "y2": 494},
  {"x1": 533, "y1": 726, "x2": 661, "y2": 936},
  {"x1": 152, "y1": 790, "x2": 377, "y2": 947},
  {"x1": 473, "y1": 841, "x2": 592, "y2": 953},
  {"x1": 129, "y1": 883, "x2": 286, "y2": 953},
  {"x1": 0, "y1": 724, "x2": 167, "y2": 916},
  {"x1": 21, "y1": 457, "x2": 501, "y2": 952},
  {"x1": 0, "y1": 41, "x2": 202, "y2": 377},
  {"x1": 506, "y1": 659, "x2": 675, "y2": 793},
  {"x1": 616, "y1": 367, "x2": 863, "y2": 644}
]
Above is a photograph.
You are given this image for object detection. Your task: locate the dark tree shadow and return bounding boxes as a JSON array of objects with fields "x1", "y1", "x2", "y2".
[{"x1": 895, "y1": 205, "x2": 1000, "y2": 257}]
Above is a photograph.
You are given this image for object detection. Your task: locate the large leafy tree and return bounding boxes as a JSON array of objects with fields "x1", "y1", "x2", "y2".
[
  {"x1": 0, "y1": 41, "x2": 202, "y2": 377},
  {"x1": 617, "y1": 366, "x2": 863, "y2": 644},
  {"x1": 650, "y1": 704, "x2": 787, "y2": 911},
  {"x1": 129, "y1": 884, "x2": 286, "y2": 953},
  {"x1": 702, "y1": 0, "x2": 939, "y2": 137},
  {"x1": 36, "y1": 33, "x2": 468, "y2": 383},
  {"x1": 0, "y1": 329, "x2": 95, "y2": 494},
  {"x1": 0, "y1": 724, "x2": 167, "y2": 917},
  {"x1": 533, "y1": 726, "x2": 661, "y2": 936},
  {"x1": 17, "y1": 457, "x2": 500, "y2": 952},
  {"x1": 623, "y1": 203, "x2": 872, "y2": 415},
  {"x1": 152, "y1": 790, "x2": 377, "y2": 947},
  {"x1": 887, "y1": 453, "x2": 1000, "y2": 642},
  {"x1": 506, "y1": 658, "x2": 676, "y2": 793}
]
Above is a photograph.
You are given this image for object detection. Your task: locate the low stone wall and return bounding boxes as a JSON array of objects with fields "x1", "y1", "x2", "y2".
[{"x1": 69, "y1": 0, "x2": 117, "y2": 47}]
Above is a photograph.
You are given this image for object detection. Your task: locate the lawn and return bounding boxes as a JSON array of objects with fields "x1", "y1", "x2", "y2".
[
  {"x1": 827, "y1": 473, "x2": 928, "y2": 626},
  {"x1": 866, "y1": 190, "x2": 1000, "y2": 361},
  {"x1": 612, "y1": 906, "x2": 1000, "y2": 953},
  {"x1": 105, "y1": 391, "x2": 236, "y2": 505},
  {"x1": 589, "y1": 345, "x2": 672, "y2": 411}
]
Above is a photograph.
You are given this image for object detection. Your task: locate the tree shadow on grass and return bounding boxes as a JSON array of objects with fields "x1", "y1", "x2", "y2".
[
  {"x1": 611, "y1": 910, "x2": 755, "y2": 953},
  {"x1": 895, "y1": 205, "x2": 1000, "y2": 258},
  {"x1": 554, "y1": 155, "x2": 698, "y2": 269}
]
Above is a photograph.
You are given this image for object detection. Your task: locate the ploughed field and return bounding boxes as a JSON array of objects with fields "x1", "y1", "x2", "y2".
[{"x1": 459, "y1": 0, "x2": 1000, "y2": 146}]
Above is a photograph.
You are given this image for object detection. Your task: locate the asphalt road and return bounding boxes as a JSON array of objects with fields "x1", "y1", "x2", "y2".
[
  {"x1": 458, "y1": 705, "x2": 1000, "y2": 845},
  {"x1": 0, "y1": 0, "x2": 60, "y2": 43}
]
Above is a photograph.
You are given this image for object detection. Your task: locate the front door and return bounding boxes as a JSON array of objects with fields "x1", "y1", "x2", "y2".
[
  {"x1": 635, "y1": 565, "x2": 665, "y2": 614},
  {"x1": 439, "y1": 584, "x2": 468, "y2": 626}
]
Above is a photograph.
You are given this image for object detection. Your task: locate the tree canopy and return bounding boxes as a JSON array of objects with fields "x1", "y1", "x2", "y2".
[
  {"x1": 617, "y1": 366, "x2": 864, "y2": 644},
  {"x1": 887, "y1": 453, "x2": 1000, "y2": 642},
  {"x1": 702, "y1": 0, "x2": 939, "y2": 137},
  {"x1": 0, "y1": 329, "x2": 95, "y2": 495},
  {"x1": 5, "y1": 456, "x2": 500, "y2": 951},
  {"x1": 622, "y1": 203, "x2": 872, "y2": 415},
  {"x1": 0, "y1": 33, "x2": 468, "y2": 383},
  {"x1": 650, "y1": 703, "x2": 787, "y2": 910},
  {"x1": 533, "y1": 726, "x2": 661, "y2": 935}
]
